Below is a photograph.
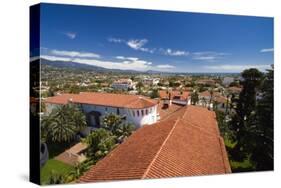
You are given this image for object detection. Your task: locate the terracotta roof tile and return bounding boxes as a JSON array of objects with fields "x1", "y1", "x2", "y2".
[
  {"x1": 159, "y1": 90, "x2": 189, "y2": 100},
  {"x1": 78, "y1": 105, "x2": 231, "y2": 183},
  {"x1": 44, "y1": 94, "x2": 77, "y2": 105},
  {"x1": 44, "y1": 92, "x2": 158, "y2": 109}
]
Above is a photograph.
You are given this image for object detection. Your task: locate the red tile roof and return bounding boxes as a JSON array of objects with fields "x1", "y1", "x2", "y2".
[
  {"x1": 199, "y1": 90, "x2": 211, "y2": 97},
  {"x1": 79, "y1": 105, "x2": 231, "y2": 183},
  {"x1": 228, "y1": 86, "x2": 242, "y2": 93},
  {"x1": 159, "y1": 90, "x2": 189, "y2": 101},
  {"x1": 44, "y1": 94, "x2": 77, "y2": 105},
  {"x1": 44, "y1": 92, "x2": 158, "y2": 109}
]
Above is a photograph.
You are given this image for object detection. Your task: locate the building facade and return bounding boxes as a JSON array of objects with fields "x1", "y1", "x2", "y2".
[
  {"x1": 44, "y1": 92, "x2": 158, "y2": 128},
  {"x1": 111, "y1": 79, "x2": 135, "y2": 90},
  {"x1": 142, "y1": 78, "x2": 160, "y2": 86}
]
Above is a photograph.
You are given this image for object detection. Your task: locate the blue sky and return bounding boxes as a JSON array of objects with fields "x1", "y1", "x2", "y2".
[{"x1": 38, "y1": 3, "x2": 274, "y2": 73}]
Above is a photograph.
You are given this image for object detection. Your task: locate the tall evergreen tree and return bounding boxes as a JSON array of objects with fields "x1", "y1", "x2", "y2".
[
  {"x1": 229, "y1": 68, "x2": 263, "y2": 161},
  {"x1": 251, "y1": 66, "x2": 274, "y2": 170}
]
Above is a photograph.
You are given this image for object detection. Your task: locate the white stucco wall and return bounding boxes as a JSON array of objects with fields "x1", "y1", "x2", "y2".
[
  {"x1": 81, "y1": 103, "x2": 158, "y2": 128},
  {"x1": 126, "y1": 105, "x2": 158, "y2": 128},
  {"x1": 45, "y1": 102, "x2": 158, "y2": 129}
]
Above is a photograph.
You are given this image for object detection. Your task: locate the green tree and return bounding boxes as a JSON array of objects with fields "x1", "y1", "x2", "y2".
[
  {"x1": 136, "y1": 81, "x2": 144, "y2": 91},
  {"x1": 101, "y1": 113, "x2": 135, "y2": 143},
  {"x1": 150, "y1": 89, "x2": 159, "y2": 99},
  {"x1": 250, "y1": 66, "x2": 273, "y2": 171},
  {"x1": 191, "y1": 91, "x2": 199, "y2": 105},
  {"x1": 228, "y1": 68, "x2": 263, "y2": 162},
  {"x1": 41, "y1": 104, "x2": 86, "y2": 143},
  {"x1": 83, "y1": 128, "x2": 117, "y2": 160},
  {"x1": 101, "y1": 113, "x2": 123, "y2": 133},
  {"x1": 114, "y1": 123, "x2": 135, "y2": 143},
  {"x1": 47, "y1": 171, "x2": 65, "y2": 185}
]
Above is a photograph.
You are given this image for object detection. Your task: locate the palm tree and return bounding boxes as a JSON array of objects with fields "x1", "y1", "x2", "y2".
[
  {"x1": 115, "y1": 123, "x2": 135, "y2": 143},
  {"x1": 225, "y1": 94, "x2": 230, "y2": 115},
  {"x1": 202, "y1": 97, "x2": 207, "y2": 107},
  {"x1": 101, "y1": 113, "x2": 123, "y2": 133},
  {"x1": 83, "y1": 128, "x2": 117, "y2": 160},
  {"x1": 41, "y1": 104, "x2": 86, "y2": 143},
  {"x1": 191, "y1": 91, "x2": 199, "y2": 105}
]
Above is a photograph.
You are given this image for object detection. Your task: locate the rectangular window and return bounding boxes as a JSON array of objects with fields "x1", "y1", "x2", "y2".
[
  {"x1": 141, "y1": 110, "x2": 144, "y2": 116},
  {"x1": 132, "y1": 110, "x2": 135, "y2": 117},
  {"x1": 146, "y1": 109, "x2": 148, "y2": 115},
  {"x1": 117, "y1": 108, "x2": 120, "y2": 115},
  {"x1": 105, "y1": 107, "x2": 108, "y2": 111},
  {"x1": 137, "y1": 110, "x2": 139, "y2": 116}
]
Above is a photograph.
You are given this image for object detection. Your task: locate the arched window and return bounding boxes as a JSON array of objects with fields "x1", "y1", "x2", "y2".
[
  {"x1": 141, "y1": 110, "x2": 144, "y2": 116},
  {"x1": 145, "y1": 109, "x2": 148, "y2": 115},
  {"x1": 137, "y1": 110, "x2": 139, "y2": 117}
]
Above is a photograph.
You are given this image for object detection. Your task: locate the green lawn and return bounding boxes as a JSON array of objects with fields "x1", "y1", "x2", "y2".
[{"x1": 41, "y1": 159, "x2": 74, "y2": 185}]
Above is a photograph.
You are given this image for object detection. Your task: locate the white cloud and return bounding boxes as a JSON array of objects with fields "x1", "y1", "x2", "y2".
[
  {"x1": 192, "y1": 51, "x2": 229, "y2": 61},
  {"x1": 51, "y1": 49, "x2": 100, "y2": 58},
  {"x1": 126, "y1": 39, "x2": 155, "y2": 53},
  {"x1": 203, "y1": 64, "x2": 271, "y2": 72},
  {"x1": 260, "y1": 48, "x2": 274, "y2": 53},
  {"x1": 156, "y1": 64, "x2": 175, "y2": 69},
  {"x1": 65, "y1": 32, "x2": 76, "y2": 39},
  {"x1": 162, "y1": 48, "x2": 189, "y2": 56},
  {"x1": 127, "y1": 39, "x2": 148, "y2": 50},
  {"x1": 115, "y1": 56, "x2": 138, "y2": 61},
  {"x1": 108, "y1": 37, "x2": 155, "y2": 53},
  {"x1": 115, "y1": 56, "x2": 126, "y2": 60},
  {"x1": 41, "y1": 55, "x2": 152, "y2": 71}
]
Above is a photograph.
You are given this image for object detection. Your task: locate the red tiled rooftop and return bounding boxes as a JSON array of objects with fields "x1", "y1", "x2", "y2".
[
  {"x1": 44, "y1": 94, "x2": 77, "y2": 105},
  {"x1": 157, "y1": 101, "x2": 183, "y2": 120},
  {"x1": 79, "y1": 105, "x2": 231, "y2": 182},
  {"x1": 199, "y1": 90, "x2": 211, "y2": 97},
  {"x1": 228, "y1": 86, "x2": 242, "y2": 93},
  {"x1": 159, "y1": 90, "x2": 189, "y2": 100},
  {"x1": 44, "y1": 92, "x2": 158, "y2": 109}
]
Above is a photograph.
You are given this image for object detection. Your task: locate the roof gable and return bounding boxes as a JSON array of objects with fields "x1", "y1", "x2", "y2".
[{"x1": 79, "y1": 106, "x2": 231, "y2": 182}]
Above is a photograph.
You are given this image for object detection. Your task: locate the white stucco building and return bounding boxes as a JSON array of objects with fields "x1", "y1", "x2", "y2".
[
  {"x1": 159, "y1": 90, "x2": 191, "y2": 106},
  {"x1": 142, "y1": 78, "x2": 160, "y2": 86},
  {"x1": 111, "y1": 79, "x2": 135, "y2": 91},
  {"x1": 222, "y1": 77, "x2": 234, "y2": 86},
  {"x1": 44, "y1": 92, "x2": 158, "y2": 128}
]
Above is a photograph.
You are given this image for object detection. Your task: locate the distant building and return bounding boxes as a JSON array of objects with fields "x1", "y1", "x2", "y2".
[
  {"x1": 159, "y1": 90, "x2": 190, "y2": 106},
  {"x1": 227, "y1": 86, "x2": 242, "y2": 94},
  {"x1": 196, "y1": 79, "x2": 216, "y2": 86},
  {"x1": 111, "y1": 79, "x2": 135, "y2": 90},
  {"x1": 79, "y1": 106, "x2": 231, "y2": 182},
  {"x1": 198, "y1": 91, "x2": 213, "y2": 109},
  {"x1": 222, "y1": 77, "x2": 234, "y2": 86},
  {"x1": 142, "y1": 78, "x2": 160, "y2": 86},
  {"x1": 44, "y1": 92, "x2": 158, "y2": 128}
]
